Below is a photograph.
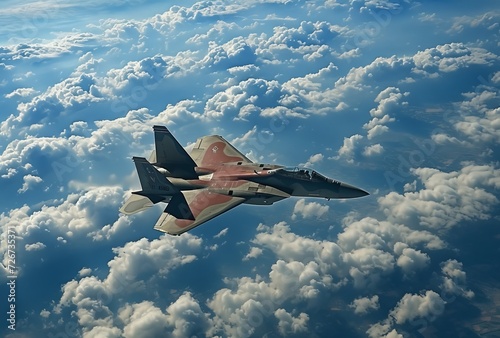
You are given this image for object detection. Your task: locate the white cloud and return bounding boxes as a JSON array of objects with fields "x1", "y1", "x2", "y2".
[
  {"x1": 379, "y1": 164, "x2": 500, "y2": 230},
  {"x1": 243, "y1": 247, "x2": 263, "y2": 261},
  {"x1": 307, "y1": 153, "x2": 324, "y2": 164},
  {"x1": 368, "y1": 291, "x2": 446, "y2": 337},
  {"x1": 396, "y1": 247, "x2": 430, "y2": 276},
  {"x1": 337, "y1": 217, "x2": 446, "y2": 252},
  {"x1": 255, "y1": 21, "x2": 345, "y2": 65},
  {"x1": 291, "y1": 198, "x2": 329, "y2": 220},
  {"x1": 207, "y1": 259, "x2": 326, "y2": 337},
  {"x1": 335, "y1": 134, "x2": 363, "y2": 163},
  {"x1": 412, "y1": 43, "x2": 498, "y2": 76},
  {"x1": 204, "y1": 78, "x2": 284, "y2": 119},
  {"x1": 254, "y1": 216, "x2": 446, "y2": 294},
  {"x1": 301, "y1": 153, "x2": 324, "y2": 167},
  {"x1": 363, "y1": 87, "x2": 404, "y2": 139},
  {"x1": 403, "y1": 180, "x2": 417, "y2": 192},
  {"x1": 4, "y1": 87, "x2": 38, "y2": 99},
  {"x1": 363, "y1": 144, "x2": 384, "y2": 156},
  {"x1": 349, "y1": 295, "x2": 380, "y2": 315},
  {"x1": 119, "y1": 301, "x2": 168, "y2": 338},
  {"x1": 2, "y1": 186, "x2": 126, "y2": 239},
  {"x1": 0, "y1": 136, "x2": 74, "y2": 179},
  {"x1": 448, "y1": 11, "x2": 500, "y2": 36},
  {"x1": 1, "y1": 2, "x2": 499, "y2": 336},
  {"x1": 454, "y1": 89, "x2": 500, "y2": 144},
  {"x1": 83, "y1": 326, "x2": 122, "y2": 338},
  {"x1": 383, "y1": 329, "x2": 404, "y2": 338},
  {"x1": 369, "y1": 87, "x2": 408, "y2": 119},
  {"x1": 390, "y1": 290, "x2": 445, "y2": 324},
  {"x1": 367, "y1": 125, "x2": 389, "y2": 140},
  {"x1": 2, "y1": 73, "x2": 103, "y2": 137},
  {"x1": 54, "y1": 234, "x2": 202, "y2": 335},
  {"x1": 18, "y1": 174, "x2": 43, "y2": 193},
  {"x1": 165, "y1": 292, "x2": 212, "y2": 338},
  {"x1": 440, "y1": 259, "x2": 474, "y2": 299},
  {"x1": 214, "y1": 227, "x2": 229, "y2": 238},
  {"x1": 78, "y1": 267, "x2": 93, "y2": 277},
  {"x1": 25, "y1": 242, "x2": 46, "y2": 251},
  {"x1": 274, "y1": 308, "x2": 309, "y2": 336}
]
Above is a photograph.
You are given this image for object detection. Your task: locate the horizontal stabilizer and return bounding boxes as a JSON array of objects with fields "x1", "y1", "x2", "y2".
[
  {"x1": 119, "y1": 194, "x2": 154, "y2": 215},
  {"x1": 131, "y1": 191, "x2": 165, "y2": 204}
]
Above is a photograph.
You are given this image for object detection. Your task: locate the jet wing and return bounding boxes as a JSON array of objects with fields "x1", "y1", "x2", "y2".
[
  {"x1": 189, "y1": 135, "x2": 252, "y2": 166},
  {"x1": 154, "y1": 189, "x2": 245, "y2": 235}
]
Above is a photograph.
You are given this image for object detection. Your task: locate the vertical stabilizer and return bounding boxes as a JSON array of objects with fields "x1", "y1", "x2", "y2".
[
  {"x1": 153, "y1": 126, "x2": 198, "y2": 178},
  {"x1": 132, "y1": 157, "x2": 178, "y2": 202}
]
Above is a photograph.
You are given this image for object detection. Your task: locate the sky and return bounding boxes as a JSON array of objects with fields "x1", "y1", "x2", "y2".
[{"x1": 0, "y1": 0, "x2": 499, "y2": 337}]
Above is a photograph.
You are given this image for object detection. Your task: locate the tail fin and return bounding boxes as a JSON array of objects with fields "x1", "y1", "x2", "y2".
[
  {"x1": 153, "y1": 125, "x2": 198, "y2": 179},
  {"x1": 132, "y1": 157, "x2": 178, "y2": 203}
]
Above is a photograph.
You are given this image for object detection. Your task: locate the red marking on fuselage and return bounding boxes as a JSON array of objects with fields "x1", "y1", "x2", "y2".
[{"x1": 171, "y1": 163, "x2": 275, "y2": 228}]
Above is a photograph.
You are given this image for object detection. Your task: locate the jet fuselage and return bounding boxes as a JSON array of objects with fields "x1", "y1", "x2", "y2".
[{"x1": 162, "y1": 162, "x2": 368, "y2": 205}]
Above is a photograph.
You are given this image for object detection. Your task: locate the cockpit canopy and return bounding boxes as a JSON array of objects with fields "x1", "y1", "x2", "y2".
[{"x1": 277, "y1": 167, "x2": 336, "y2": 183}]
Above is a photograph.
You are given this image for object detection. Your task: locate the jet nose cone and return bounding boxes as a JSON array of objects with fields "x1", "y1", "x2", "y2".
[{"x1": 339, "y1": 182, "x2": 369, "y2": 198}]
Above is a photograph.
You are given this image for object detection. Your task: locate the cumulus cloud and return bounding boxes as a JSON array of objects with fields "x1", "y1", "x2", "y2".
[
  {"x1": 54, "y1": 234, "x2": 202, "y2": 335},
  {"x1": 256, "y1": 217, "x2": 446, "y2": 289},
  {"x1": 17, "y1": 174, "x2": 43, "y2": 193},
  {"x1": 274, "y1": 308, "x2": 309, "y2": 336},
  {"x1": 395, "y1": 246, "x2": 430, "y2": 276},
  {"x1": 207, "y1": 258, "x2": 327, "y2": 338},
  {"x1": 2, "y1": 73, "x2": 103, "y2": 137},
  {"x1": 363, "y1": 144, "x2": 384, "y2": 156},
  {"x1": 243, "y1": 247, "x2": 263, "y2": 261},
  {"x1": 440, "y1": 259, "x2": 474, "y2": 299},
  {"x1": 204, "y1": 78, "x2": 284, "y2": 119},
  {"x1": 78, "y1": 268, "x2": 92, "y2": 277},
  {"x1": 4, "y1": 87, "x2": 38, "y2": 99},
  {"x1": 391, "y1": 290, "x2": 445, "y2": 324},
  {"x1": 379, "y1": 164, "x2": 500, "y2": 230},
  {"x1": 25, "y1": 242, "x2": 46, "y2": 251},
  {"x1": 412, "y1": 43, "x2": 498, "y2": 76},
  {"x1": 300, "y1": 153, "x2": 324, "y2": 167},
  {"x1": 368, "y1": 291, "x2": 446, "y2": 337},
  {"x1": 119, "y1": 301, "x2": 168, "y2": 338},
  {"x1": 255, "y1": 21, "x2": 345, "y2": 64},
  {"x1": 117, "y1": 293, "x2": 211, "y2": 338},
  {"x1": 370, "y1": 87, "x2": 407, "y2": 118},
  {"x1": 349, "y1": 295, "x2": 380, "y2": 315},
  {"x1": 1, "y1": 2, "x2": 499, "y2": 336},
  {"x1": 334, "y1": 134, "x2": 363, "y2": 163},
  {"x1": 363, "y1": 87, "x2": 406, "y2": 139},
  {"x1": 454, "y1": 88, "x2": 500, "y2": 144},
  {"x1": 165, "y1": 292, "x2": 212, "y2": 338},
  {"x1": 1, "y1": 186, "x2": 127, "y2": 239},
  {"x1": 291, "y1": 198, "x2": 329, "y2": 220}
]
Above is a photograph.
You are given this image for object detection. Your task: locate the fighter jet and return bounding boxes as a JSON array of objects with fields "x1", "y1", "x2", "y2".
[{"x1": 120, "y1": 126, "x2": 368, "y2": 235}]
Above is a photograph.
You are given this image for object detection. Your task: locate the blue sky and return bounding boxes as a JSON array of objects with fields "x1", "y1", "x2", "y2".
[{"x1": 1, "y1": 0, "x2": 499, "y2": 337}]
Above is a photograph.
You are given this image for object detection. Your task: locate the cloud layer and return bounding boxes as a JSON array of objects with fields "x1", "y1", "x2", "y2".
[{"x1": 1, "y1": 1, "x2": 499, "y2": 337}]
